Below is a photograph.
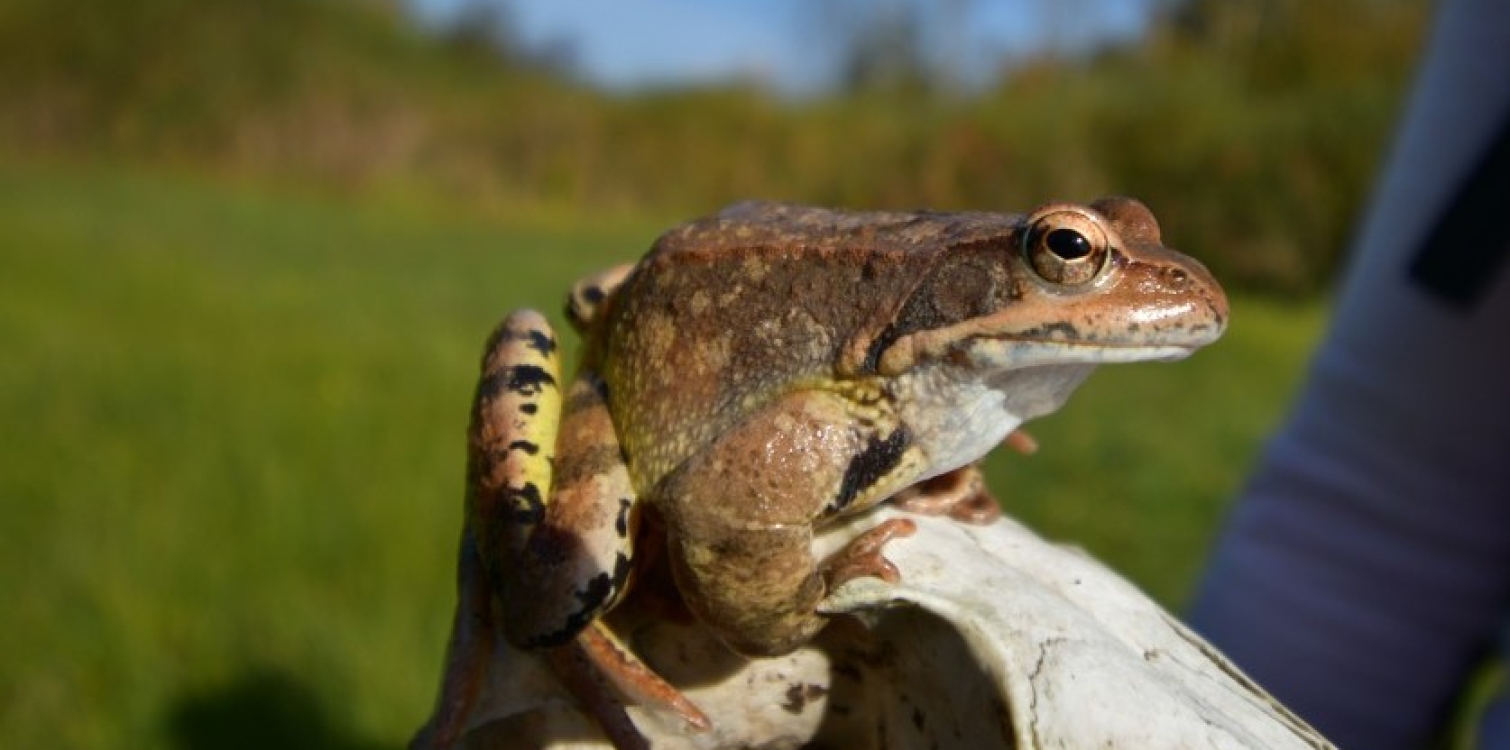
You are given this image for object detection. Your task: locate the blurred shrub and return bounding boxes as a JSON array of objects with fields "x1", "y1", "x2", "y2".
[{"x1": 0, "y1": 0, "x2": 1429, "y2": 293}]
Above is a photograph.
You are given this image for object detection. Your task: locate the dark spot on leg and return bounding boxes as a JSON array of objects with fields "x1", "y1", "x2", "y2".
[
  {"x1": 508, "y1": 440, "x2": 540, "y2": 455},
  {"x1": 781, "y1": 683, "x2": 827, "y2": 714},
  {"x1": 499, "y1": 482, "x2": 544, "y2": 525},
  {"x1": 506, "y1": 365, "x2": 556, "y2": 395},
  {"x1": 484, "y1": 320, "x2": 557, "y2": 358},
  {"x1": 525, "y1": 329, "x2": 557, "y2": 357},
  {"x1": 477, "y1": 364, "x2": 557, "y2": 401},
  {"x1": 531, "y1": 553, "x2": 636, "y2": 649},
  {"x1": 833, "y1": 426, "x2": 911, "y2": 511},
  {"x1": 782, "y1": 684, "x2": 808, "y2": 714},
  {"x1": 614, "y1": 498, "x2": 632, "y2": 538},
  {"x1": 609, "y1": 552, "x2": 632, "y2": 596}
]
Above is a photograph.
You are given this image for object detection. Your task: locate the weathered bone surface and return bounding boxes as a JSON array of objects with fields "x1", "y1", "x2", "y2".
[{"x1": 440, "y1": 509, "x2": 1335, "y2": 749}]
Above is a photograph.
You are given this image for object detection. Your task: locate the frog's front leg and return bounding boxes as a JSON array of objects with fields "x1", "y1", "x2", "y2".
[
  {"x1": 658, "y1": 388, "x2": 925, "y2": 657},
  {"x1": 891, "y1": 428, "x2": 1038, "y2": 524}
]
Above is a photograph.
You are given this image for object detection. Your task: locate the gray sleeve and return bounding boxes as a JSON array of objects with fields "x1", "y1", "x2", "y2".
[{"x1": 1185, "y1": 1, "x2": 1510, "y2": 748}]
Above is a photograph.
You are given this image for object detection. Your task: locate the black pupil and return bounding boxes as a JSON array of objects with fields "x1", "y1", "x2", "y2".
[{"x1": 1045, "y1": 228, "x2": 1092, "y2": 260}]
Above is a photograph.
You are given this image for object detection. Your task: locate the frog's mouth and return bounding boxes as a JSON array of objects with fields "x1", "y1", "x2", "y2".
[
  {"x1": 965, "y1": 336, "x2": 1201, "y2": 369},
  {"x1": 975, "y1": 289, "x2": 1229, "y2": 360},
  {"x1": 874, "y1": 313, "x2": 1223, "y2": 376}
]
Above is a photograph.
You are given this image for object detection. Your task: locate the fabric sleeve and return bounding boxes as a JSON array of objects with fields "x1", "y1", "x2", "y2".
[{"x1": 1185, "y1": 1, "x2": 1510, "y2": 748}]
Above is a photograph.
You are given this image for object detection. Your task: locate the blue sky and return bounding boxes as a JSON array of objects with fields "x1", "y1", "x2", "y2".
[{"x1": 407, "y1": 0, "x2": 1159, "y2": 94}]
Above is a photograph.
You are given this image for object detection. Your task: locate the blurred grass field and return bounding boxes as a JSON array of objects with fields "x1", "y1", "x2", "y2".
[{"x1": 0, "y1": 160, "x2": 1326, "y2": 749}]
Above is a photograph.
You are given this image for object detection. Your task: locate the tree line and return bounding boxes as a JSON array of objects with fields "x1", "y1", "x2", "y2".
[{"x1": 0, "y1": 0, "x2": 1431, "y2": 293}]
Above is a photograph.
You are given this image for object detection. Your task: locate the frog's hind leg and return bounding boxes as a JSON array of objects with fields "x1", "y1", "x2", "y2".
[
  {"x1": 554, "y1": 621, "x2": 712, "y2": 746},
  {"x1": 500, "y1": 373, "x2": 641, "y2": 648},
  {"x1": 414, "y1": 310, "x2": 564, "y2": 749},
  {"x1": 465, "y1": 310, "x2": 707, "y2": 744},
  {"x1": 410, "y1": 524, "x2": 499, "y2": 750},
  {"x1": 466, "y1": 310, "x2": 571, "y2": 613},
  {"x1": 506, "y1": 371, "x2": 711, "y2": 735},
  {"x1": 456, "y1": 309, "x2": 633, "y2": 646}
]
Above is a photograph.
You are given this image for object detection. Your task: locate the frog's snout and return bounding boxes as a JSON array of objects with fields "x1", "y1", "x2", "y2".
[
  {"x1": 1179, "y1": 255, "x2": 1229, "y2": 342},
  {"x1": 1116, "y1": 247, "x2": 1229, "y2": 351}
]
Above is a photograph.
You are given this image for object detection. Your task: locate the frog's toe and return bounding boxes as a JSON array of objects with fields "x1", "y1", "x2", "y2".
[
  {"x1": 892, "y1": 465, "x2": 1002, "y2": 525},
  {"x1": 1003, "y1": 428, "x2": 1039, "y2": 455},
  {"x1": 547, "y1": 623, "x2": 710, "y2": 750},
  {"x1": 571, "y1": 623, "x2": 711, "y2": 732},
  {"x1": 821, "y1": 517, "x2": 917, "y2": 587}
]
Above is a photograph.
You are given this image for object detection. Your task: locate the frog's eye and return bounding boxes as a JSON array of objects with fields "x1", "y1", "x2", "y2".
[{"x1": 1023, "y1": 209, "x2": 1111, "y2": 287}]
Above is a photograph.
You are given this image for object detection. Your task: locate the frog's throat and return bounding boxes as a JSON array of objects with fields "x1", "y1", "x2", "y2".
[{"x1": 889, "y1": 361, "x2": 1094, "y2": 480}]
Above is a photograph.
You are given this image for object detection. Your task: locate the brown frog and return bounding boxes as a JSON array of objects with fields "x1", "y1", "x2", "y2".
[{"x1": 415, "y1": 198, "x2": 1228, "y2": 749}]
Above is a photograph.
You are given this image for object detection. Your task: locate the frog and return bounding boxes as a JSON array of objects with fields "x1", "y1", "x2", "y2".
[{"x1": 413, "y1": 197, "x2": 1228, "y2": 750}]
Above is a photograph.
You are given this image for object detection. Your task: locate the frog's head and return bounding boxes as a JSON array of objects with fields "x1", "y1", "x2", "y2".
[{"x1": 867, "y1": 196, "x2": 1228, "y2": 377}]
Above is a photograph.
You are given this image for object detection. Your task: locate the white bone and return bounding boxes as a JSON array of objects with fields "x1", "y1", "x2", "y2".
[{"x1": 439, "y1": 508, "x2": 1335, "y2": 749}]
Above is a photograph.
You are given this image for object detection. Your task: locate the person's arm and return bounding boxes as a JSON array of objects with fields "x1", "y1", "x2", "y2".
[{"x1": 1187, "y1": 2, "x2": 1510, "y2": 747}]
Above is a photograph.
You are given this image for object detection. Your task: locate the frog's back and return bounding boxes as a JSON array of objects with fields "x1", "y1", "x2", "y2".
[
  {"x1": 648, "y1": 201, "x2": 1018, "y2": 261},
  {"x1": 599, "y1": 202, "x2": 1022, "y2": 487}
]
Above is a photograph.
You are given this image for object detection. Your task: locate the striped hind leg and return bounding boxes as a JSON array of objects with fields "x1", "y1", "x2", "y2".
[
  {"x1": 413, "y1": 309, "x2": 564, "y2": 749},
  {"x1": 416, "y1": 310, "x2": 705, "y2": 749}
]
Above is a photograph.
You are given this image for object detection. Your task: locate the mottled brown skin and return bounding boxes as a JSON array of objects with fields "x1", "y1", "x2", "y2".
[
  {"x1": 572, "y1": 198, "x2": 1227, "y2": 655},
  {"x1": 418, "y1": 198, "x2": 1229, "y2": 750},
  {"x1": 597, "y1": 199, "x2": 1224, "y2": 478}
]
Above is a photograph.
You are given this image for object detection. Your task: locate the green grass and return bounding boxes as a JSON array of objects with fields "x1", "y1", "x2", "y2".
[{"x1": 0, "y1": 161, "x2": 1326, "y2": 749}]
